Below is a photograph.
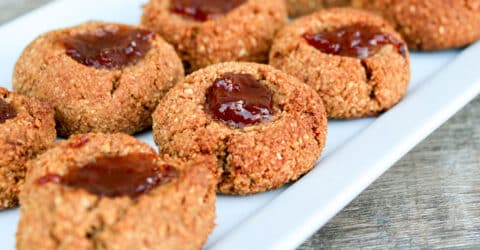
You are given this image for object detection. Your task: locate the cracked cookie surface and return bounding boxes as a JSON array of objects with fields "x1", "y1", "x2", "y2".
[
  {"x1": 0, "y1": 87, "x2": 56, "y2": 209},
  {"x1": 152, "y1": 62, "x2": 328, "y2": 195},
  {"x1": 141, "y1": 0, "x2": 287, "y2": 72},
  {"x1": 286, "y1": 0, "x2": 350, "y2": 17},
  {"x1": 351, "y1": 0, "x2": 480, "y2": 50},
  {"x1": 17, "y1": 133, "x2": 216, "y2": 250},
  {"x1": 270, "y1": 8, "x2": 410, "y2": 118},
  {"x1": 13, "y1": 21, "x2": 184, "y2": 137}
]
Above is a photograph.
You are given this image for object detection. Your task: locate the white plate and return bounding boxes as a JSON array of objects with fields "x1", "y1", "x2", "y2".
[{"x1": 1, "y1": 1, "x2": 479, "y2": 249}]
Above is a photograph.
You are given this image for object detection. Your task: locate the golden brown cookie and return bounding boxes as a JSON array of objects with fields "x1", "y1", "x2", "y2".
[
  {"x1": 286, "y1": 0, "x2": 350, "y2": 17},
  {"x1": 152, "y1": 62, "x2": 328, "y2": 195},
  {"x1": 270, "y1": 8, "x2": 410, "y2": 118},
  {"x1": 351, "y1": 0, "x2": 480, "y2": 50},
  {"x1": 13, "y1": 21, "x2": 184, "y2": 137},
  {"x1": 17, "y1": 133, "x2": 216, "y2": 250},
  {"x1": 0, "y1": 87, "x2": 56, "y2": 209},
  {"x1": 141, "y1": 0, "x2": 287, "y2": 72}
]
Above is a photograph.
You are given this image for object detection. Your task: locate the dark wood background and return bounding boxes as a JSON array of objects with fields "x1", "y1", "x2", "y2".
[{"x1": 3, "y1": 1, "x2": 480, "y2": 249}]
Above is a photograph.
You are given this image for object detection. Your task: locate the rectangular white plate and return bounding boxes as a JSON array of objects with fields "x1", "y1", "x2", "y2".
[{"x1": 1, "y1": 1, "x2": 479, "y2": 249}]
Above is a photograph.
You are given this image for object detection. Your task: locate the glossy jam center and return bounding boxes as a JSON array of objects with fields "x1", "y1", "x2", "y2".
[
  {"x1": 0, "y1": 99, "x2": 16, "y2": 124},
  {"x1": 303, "y1": 24, "x2": 406, "y2": 59},
  {"x1": 36, "y1": 153, "x2": 178, "y2": 198},
  {"x1": 64, "y1": 27, "x2": 154, "y2": 69},
  {"x1": 170, "y1": 0, "x2": 246, "y2": 21},
  {"x1": 206, "y1": 73, "x2": 274, "y2": 128}
]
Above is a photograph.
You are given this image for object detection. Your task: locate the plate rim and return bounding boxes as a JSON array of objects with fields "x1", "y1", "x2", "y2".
[
  {"x1": 1, "y1": 1, "x2": 479, "y2": 250},
  {"x1": 209, "y1": 42, "x2": 480, "y2": 250}
]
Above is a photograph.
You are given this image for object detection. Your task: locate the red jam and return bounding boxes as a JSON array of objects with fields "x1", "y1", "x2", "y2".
[
  {"x1": 303, "y1": 24, "x2": 406, "y2": 59},
  {"x1": 64, "y1": 27, "x2": 154, "y2": 69},
  {"x1": 206, "y1": 73, "x2": 274, "y2": 128},
  {"x1": 170, "y1": 0, "x2": 246, "y2": 21},
  {"x1": 36, "y1": 153, "x2": 178, "y2": 198},
  {"x1": 0, "y1": 99, "x2": 16, "y2": 124}
]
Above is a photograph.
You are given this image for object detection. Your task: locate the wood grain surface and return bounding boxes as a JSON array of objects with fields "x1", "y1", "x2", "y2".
[{"x1": 2, "y1": 1, "x2": 480, "y2": 249}]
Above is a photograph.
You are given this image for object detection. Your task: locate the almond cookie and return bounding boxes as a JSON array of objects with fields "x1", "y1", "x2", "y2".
[
  {"x1": 17, "y1": 133, "x2": 216, "y2": 250},
  {"x1": 287, "y1": 0, "x2": 350, "y2": 17},
  {"x1": 0, "y1": 87, "x2": 56, "y2": 209},
  {"x1": 351, "y1": 0, "x2": 480, "y2": 50},
  {"x1": 270, "y1": 8, "x2": 410, "y2": 118},
  {"x1": 141, "y1": 0, "x2": 287, "y2": 72},
  {"x1": 13, "y1": 21, "x2": 184, "y2": 137},
  {"x1": 152, "y1": 62, "x2": 327, "y2": 195}
]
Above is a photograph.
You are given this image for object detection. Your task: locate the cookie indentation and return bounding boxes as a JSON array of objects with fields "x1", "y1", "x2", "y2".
[
  {"x1": 64, "y1": 27, "x2": 154, "y2": 69},
  {"x1": 0, "y1": 99, "x2": 16, "y2": 124},
  {"x1": 206, "y1": 72, "x2": 274, "y2": 128},
  {"x1": 36, "y1": 153, "x2": 178, "y2": 198},
  {"x1": 170, "y1": 0, "x2": 247, "y2": 21},
  {"x1": 303, "y1": 23, "x2": 406, "y2": 59}
]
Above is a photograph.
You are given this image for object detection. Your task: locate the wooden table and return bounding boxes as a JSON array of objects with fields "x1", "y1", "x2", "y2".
[{"x1": 3, "y1": 1, "x2": 480, "y2": 248}]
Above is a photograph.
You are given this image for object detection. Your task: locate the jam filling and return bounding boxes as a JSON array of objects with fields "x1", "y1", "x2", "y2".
[
  {"x1": 64, "y1": 27, "x2": 154, "y2": 69},
  {"x1": 303, "y1": 24, "x2": 406, "y2": 59},
  {"x1": 170, "y1": 0, "x2": 246, "y2": 21},
  {"x1": 36, "y1": 153, "x2": 178, "y2": 198},
  {"x1": 0, "y1": 99, "x2": 16, "y2": 124},
  {"x1": 206, "y1": 73, "x2": 274, "y2": 128}
]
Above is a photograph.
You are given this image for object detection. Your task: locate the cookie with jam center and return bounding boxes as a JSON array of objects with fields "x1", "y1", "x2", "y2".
[
  {"x1": 351, "y1": 0, "x2": 480, "y2": 50},
  {"x1": 152, "y1": 62, "x2": 328, "y2": 195},
  {"x1": 17, "y1": 133, "x2": 216, "y2": 250},
  {"x1": 286, "y1": 0, "x2": 350, "y2": 17},
  {"x1": 141, "y1": 0, "x2": 287, "y2": 72},
  {"x1": 270, "y1": 8, "x2": 411, "y2": 118},
  {"x1": 13, "y1": 21, "x2": 184, "y2": 137},
  {"x1": 0, "y1": 87, "x2": 56, "y2": 209}
]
